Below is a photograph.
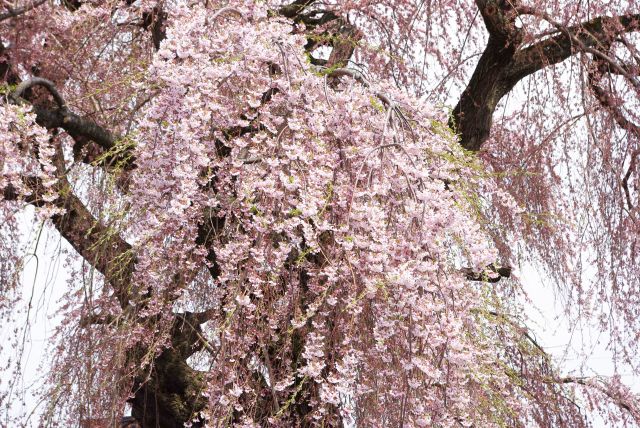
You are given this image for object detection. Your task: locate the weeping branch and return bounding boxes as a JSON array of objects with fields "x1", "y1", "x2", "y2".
[
  {"x1": 584, "y1": 39, "x2": 640, "y2": 210},
  {"x1": 554, "y1": 377, "x2": 640, "y2": 421}
]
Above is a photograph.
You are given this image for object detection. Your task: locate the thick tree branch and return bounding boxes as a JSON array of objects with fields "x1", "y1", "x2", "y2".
[
  {"x1": 4, "y1": 176, "x2": 134, "y2": 306},
  {"x1": 325, "y1": 19, "x2": 362, "y2": 68},
  {"x1": 11, "y1": 79, "x2": 116, "y2": 149},
  {"x1": 0, "y1": 41, "x2": 19, "y2": 84},
  {"x1": 508, "y1": 13, "x2": 640, "y2": 85},
  {"x1": 450, "y1": 1, "x2": 522, "y2": 151},
  {"x1": 50, "y1": 189, "x2": 133, "y2": 305},
  {"x1": 451, "y1": 9, "x2": 640, "y2": 151},
  {"x1": 11, "y1": 78, "x2": 135, "y2": 171},
  {"x1": 278, "y1": 0, "x2": 316, "y2": 19},
  {"x1": 13, "y1": 78, "x2": 66, "y2": 109},
  {"x1": 195, "y1": 207, "x2": 223, "y2": 281},
  {"x1": 463, "y1": 263, "x2": 512, "y2": 283},
  {"x1": 277, "y1": 2, "x2": 346, "y2": 66},
  {"x1": 450, "y1": 36, "x2": 520, "y2": 150},
  {"x1": 622, "y1": 150, "x2": 638, "y2": 210},
  {"x1": 141, "y1": 5, "x2": 166, "y2": 50},
  {"x1": 32, "y1": 104, "x2": 120, "y2": 153},
  {"x1": 475, "y1": 0, "x2": 521, "y2": 41}
]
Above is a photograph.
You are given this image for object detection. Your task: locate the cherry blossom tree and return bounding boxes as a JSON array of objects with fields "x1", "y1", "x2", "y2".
[{"x1": 1, "y1": 0, "x2": 640, "y2": 426}]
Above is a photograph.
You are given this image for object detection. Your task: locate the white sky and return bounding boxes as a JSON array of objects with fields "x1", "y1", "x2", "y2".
[{"x1": 519, "y1": 262, "x2": 640, "y2": 427}]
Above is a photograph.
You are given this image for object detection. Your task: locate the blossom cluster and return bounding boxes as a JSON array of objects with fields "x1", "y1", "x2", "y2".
[
  {"x1": 3, "y1": 0, "x2": 639, "y2": 426},
  {"x1": 121, "y1": 3, "x2": 527, "y2": 425},
  {"x1": 0, "y1": 103, "x2": 60, "y2": 217}
]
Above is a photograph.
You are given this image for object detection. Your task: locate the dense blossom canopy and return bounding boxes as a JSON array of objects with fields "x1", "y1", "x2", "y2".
[{"x1": 1, "y1": 0, "x2": 640, "y2": 427}]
